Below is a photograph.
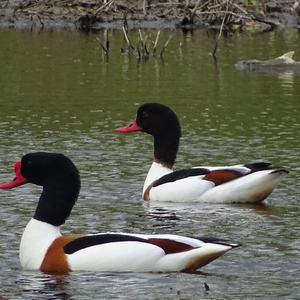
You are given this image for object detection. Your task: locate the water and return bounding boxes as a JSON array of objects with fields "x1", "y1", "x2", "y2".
[{"x1": 0, "y1": 28, "x2": 299, "y2": 299}]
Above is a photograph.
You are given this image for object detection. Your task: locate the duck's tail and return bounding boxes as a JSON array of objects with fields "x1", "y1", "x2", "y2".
[
  {"x1": 201, "y1": 167, "x2": 288, "y2": 203},
  {"x1": 154, "y1": 241, "x2": 238, "y2": 272}
]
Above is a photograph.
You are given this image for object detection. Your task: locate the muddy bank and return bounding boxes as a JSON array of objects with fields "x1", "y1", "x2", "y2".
[{"x1": 0, "y1": 0, "x2": 300, "y2": 31}]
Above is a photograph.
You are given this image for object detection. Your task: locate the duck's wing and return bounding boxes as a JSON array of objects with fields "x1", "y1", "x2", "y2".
[
  {"x1": 62, "y1": 233, "x2": 236, "y2": 273},
  {"x1": 147, "y1": 162, "x2": 287, "y2": 203},
  {"x1": 147, "y1": 166, "x2": 245, "y2": 202}
]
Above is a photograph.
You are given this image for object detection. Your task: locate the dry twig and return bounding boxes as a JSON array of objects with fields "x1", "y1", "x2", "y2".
[
  {"x1": 212, "y1": 0, "x2": 230, "y2": 62},
  {"x1": 160, "y1": 34, "x2": 173, "y2": 58}
]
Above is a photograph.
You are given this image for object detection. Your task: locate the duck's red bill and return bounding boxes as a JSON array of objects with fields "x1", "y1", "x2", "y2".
[
  {"x1": 0, "y1": 161, "x2": 27, "y2": 190},
  {"x1": 115, "y1": 120, "x2": 142, "y2": 133}
]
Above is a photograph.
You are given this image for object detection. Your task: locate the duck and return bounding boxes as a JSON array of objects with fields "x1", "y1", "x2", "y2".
[
  {"x1": 0, "y1": 152, "x2": 239, "y2": 274},
  {"x1": 116, "y1": 103, "x2": 288, "y2": 203}
]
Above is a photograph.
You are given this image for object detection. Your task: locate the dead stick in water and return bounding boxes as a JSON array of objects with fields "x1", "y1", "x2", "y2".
[
  {"x1": 96, "y1": 29, "x2": 110, "y2": 56},
  {"x1": 122, "y1": 25, "x2": 134, "y2": 51},
  {"x1": 138, "y1": 29, "x2": 144, "y2": 46},
  {"x1": 36, "y1": 15, "x2": 44, "y2": 29},
  {"x1": 123, "y1": 12, "x2": 129, "y2": 33},
  {"x1": 105, "y1": 30, "x2": 109, "y2": 53},
  {"x1": 96, "y1": 38, "x2": 109, "y2": 56},
  {"x1": 212, "y1": 0, "x2": 229, "y2": 62},
  {"x1": 153, "y1": 30, "x2": 161, "y2": 56},
  {"x1": 138, "y1": 29, "x2": 148, "y2": 58},
  {"x1": 143, "y1": 34, "x2": 149, "y2": 58},
  {"x1": 160, "y1": 34, "x2": 173, "y2": 58}
]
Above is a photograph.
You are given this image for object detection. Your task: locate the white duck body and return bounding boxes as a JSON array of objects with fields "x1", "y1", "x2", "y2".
[
  {"x1": 20, "y1": 218, "x2": 61, "y2": 270},
  {"x1": 67, "y1": 233, "x2": 233, "y2": 273},
  {"x1": 20, "y1": 219, "x2": 232, "y2": 273},
  {"x1": 145, "y1": 162, "x2": 287, "y2": 203},
  {"x1": 143, "y1": 162, "x2": 173, "y2": 193},
  {"x1": 0, "y1": 152, "x2": 239, "y2": 274},
  {"x1": 117, "y1": 103, "x2": 288, "y2": 204}
]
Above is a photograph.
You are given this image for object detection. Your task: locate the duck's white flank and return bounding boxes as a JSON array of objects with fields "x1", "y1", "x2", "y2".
[
  {"x1": 144, "y1": 162, "x2": 286, "y2": 203},
  {"x1": 67, "y1": 233, "x2": 232, "y2": 272},
  {"x1": 19, "y1": 219, "x2": 61, "y2": 270},
  {"x1": 143, "y1": 162, "x2": 173, "y2": 195},
  {"x1": 149, "y1": 176, "x2": 214, "y2": 202},
  {"x1": 200, "y1": 169, "x2": 286, "y2": 203},
  {"x1": 68, "y1": 241, "x2": 165, "y2": 272}
]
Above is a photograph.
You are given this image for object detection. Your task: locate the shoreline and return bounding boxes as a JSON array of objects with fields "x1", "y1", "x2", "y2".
[{"x1": 0, "y1": 1, "x2": 299, "y2": 32}]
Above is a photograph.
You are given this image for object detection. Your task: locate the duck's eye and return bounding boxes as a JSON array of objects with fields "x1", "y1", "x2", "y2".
[{"x1": 141, "y1": 111, "x2": 149, "y2": 119}]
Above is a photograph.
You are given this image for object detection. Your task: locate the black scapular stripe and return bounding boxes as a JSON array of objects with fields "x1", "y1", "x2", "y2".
[
  {"x1": 193, "y1": 236, "x2": 241, "y2": 248},
  {"x1": 244, "y1": 162, "x2": 271, "y2": 172},
  {"x1": 64, "y1": 234, "x2": 149, "y2": 254},
  {"x1": 153, "y1": 168, "x2": 210, "y2": 188}
]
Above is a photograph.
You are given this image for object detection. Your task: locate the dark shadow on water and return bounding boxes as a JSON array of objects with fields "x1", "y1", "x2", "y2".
[
  {"x1": 146, "y1": 207, "x2": 180, "y2": 220},
  {"x1": 144, "y1": 200, "x2": 276, "y2": 215}
]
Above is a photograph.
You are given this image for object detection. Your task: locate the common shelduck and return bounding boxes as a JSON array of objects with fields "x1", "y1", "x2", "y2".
[
  {"x1": 116, "y1": 103, "x2": 288, "y2": 203},
  {"x1": 0, "y1": 152, "x2": 239, "y2": 274}
]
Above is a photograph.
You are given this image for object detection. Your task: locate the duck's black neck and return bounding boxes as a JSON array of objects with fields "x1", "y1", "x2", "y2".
[
  {"x1": 34, "y1": 181, "x2": 80, "y2": 227},
  {"x1": 154, "y1": 133, "x2": 180, "y2": 169}
]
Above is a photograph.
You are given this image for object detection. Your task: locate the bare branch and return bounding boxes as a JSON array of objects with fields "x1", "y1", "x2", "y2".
[{"x1": 160, "y1": 33, "x2": 173, "y2": 58}]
